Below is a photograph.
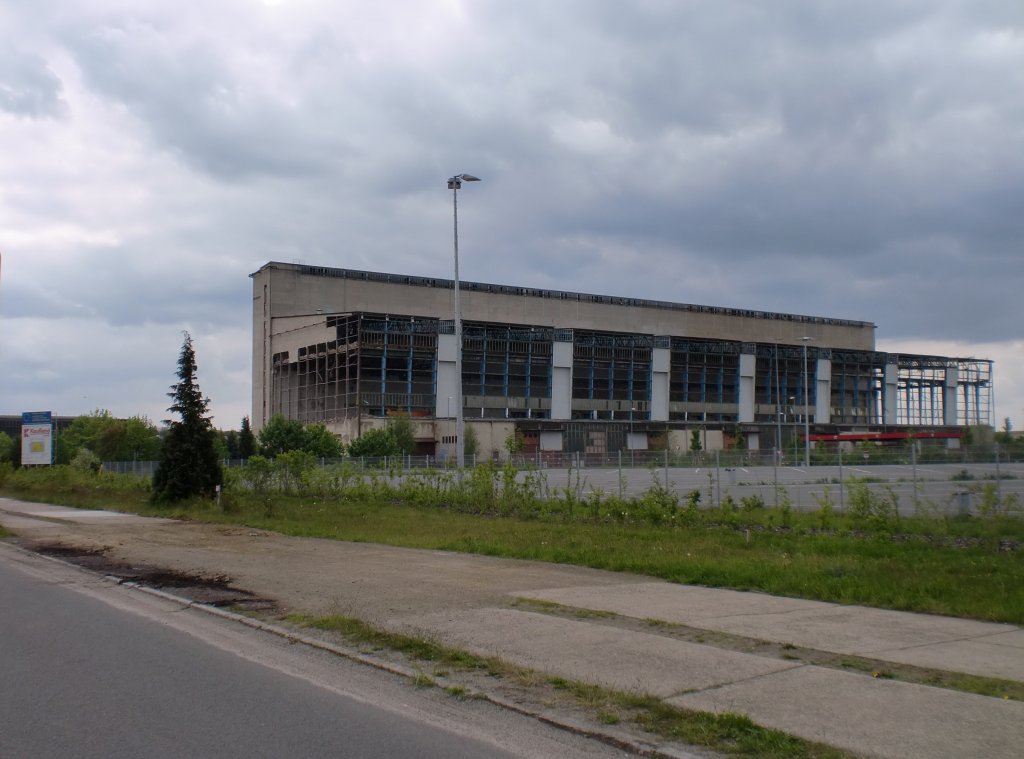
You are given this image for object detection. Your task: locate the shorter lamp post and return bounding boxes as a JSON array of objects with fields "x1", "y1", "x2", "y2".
[{"x1": 801, "y1": 336, "x2": 813, "y2": 468}]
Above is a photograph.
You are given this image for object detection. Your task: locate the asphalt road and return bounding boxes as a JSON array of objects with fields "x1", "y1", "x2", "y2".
[{"x1": 0, "y1": 547, "x2": 629, "y2": 759}]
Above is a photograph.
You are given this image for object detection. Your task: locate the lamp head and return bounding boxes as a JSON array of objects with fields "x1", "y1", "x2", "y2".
[{"x1": 447, "y1": 173, "x2": 481, "y2": 190}]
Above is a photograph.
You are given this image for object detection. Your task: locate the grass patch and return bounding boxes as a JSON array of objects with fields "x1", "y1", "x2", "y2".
[
  {"x1": 289, "y1": 613, "x2": 854, "y2": 757},
  {"x1": 4, "y1": 464, "x2": 1024, "y2": 623},
  {"x1": 444, "y1": 684, "x2": 468, "y2": 699},
  {"x1": 409, "y1": 671, "x2": 435, "y2": 688},
  {"x1": 518, "y1": 601, "x2": 1024, "y2": 703},
  {"x1": 636, "y1": 703, "x2": 849, "y2": 758},
  {"x1": 513, "y1": 597, "x2": 615, "y2": 619},
  {"x1": 207, "y1": 503, "x2": 1024, "y2": 623},
  {"x1": 286, "y1": 613, "x2": 512, "y2": 677},
  {"x1": 922, "y1": 672, "x2": 1024, "y2": 701},
  {"x1": 0, "y1": 466, "x2": 151, "y2": 511}
]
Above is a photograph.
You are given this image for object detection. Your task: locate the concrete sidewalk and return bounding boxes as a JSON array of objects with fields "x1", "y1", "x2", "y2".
[{"x1": 2, "y1": 497, "x2": 1022, "y2": 758}]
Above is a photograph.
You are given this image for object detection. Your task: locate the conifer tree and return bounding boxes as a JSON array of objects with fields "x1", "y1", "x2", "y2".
[
  {"x1": 152, "y1": 332, "x2": 222, "y2": 502},
  {"x1": 239, "y1": 416, "x2": 256, "y2": 459}
]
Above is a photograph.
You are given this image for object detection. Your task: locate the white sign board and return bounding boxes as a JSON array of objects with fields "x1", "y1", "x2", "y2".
[{"x1": 21, "y1": 411, "x2": 53, "y2": 466}]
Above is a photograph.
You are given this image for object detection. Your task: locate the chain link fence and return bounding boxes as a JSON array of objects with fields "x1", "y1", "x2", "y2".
[{"x1": 103, "y1": 443, "x2": 1023, "y2": 517}]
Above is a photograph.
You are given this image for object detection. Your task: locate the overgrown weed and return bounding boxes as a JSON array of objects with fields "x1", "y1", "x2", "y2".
[{"x1": 5, "y1": 463, "x2": 1024, "y2": 622}]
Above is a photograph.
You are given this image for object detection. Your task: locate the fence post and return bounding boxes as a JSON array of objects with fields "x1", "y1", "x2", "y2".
[
  {"x1": 996, "y1": 443, "x2": 1002, "y2": 508},
  {"x1": 838, "y1": 445, "x2": 844, "y2": 514},
  {"x1": 911, "y1": 440, "x2": 918, "y2": 509},
  {"x1": 618, "y1": 450, "x2": 623, "y2": 499},
  {"x1": 715, "y1": 449, "x2": 721, "y2": 509},
  {"x1": 664, "y1": 448, "x2": 669, "y2": 491},
  {"x1": 773, "y1": 446, "x2": 779, "y2": 509}
]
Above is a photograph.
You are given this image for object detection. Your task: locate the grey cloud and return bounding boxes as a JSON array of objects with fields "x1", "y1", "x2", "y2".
[
  {"x1": 61, "y1": 19, "x2": 342, "y2": 180},
  {"x1": 0, "y1": 49, "x2": 68, "y2": 119},
  {"x1": 3, "y1": 0, "x2": 1023, "y2": 425}
]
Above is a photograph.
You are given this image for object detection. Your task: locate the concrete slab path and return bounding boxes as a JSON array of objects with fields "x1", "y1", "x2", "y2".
[{"x1": 515, "y1": 583, "x2": 1024, "y2": 681}]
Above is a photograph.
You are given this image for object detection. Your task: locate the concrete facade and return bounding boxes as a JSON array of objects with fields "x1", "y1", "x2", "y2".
[{"x1": 251, "y1": 262, "x2": 993, "y2": 457}]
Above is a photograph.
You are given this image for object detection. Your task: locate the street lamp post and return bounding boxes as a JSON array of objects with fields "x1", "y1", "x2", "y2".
[
  {"x1": 773, "y1": 340, "x2": 782, "y2": 507},
  {"x1": 447, "y1": 173, "x2": 480, "y2": 469},
  {"x1": 801, "y1": 336, "x2": 812, "y2": 468},
  {"x1": 788, "y1": 395, "x2": 796, "y2": 461},
  {"x1": 629, "y1": 406, "x2": 637, "y2": 464},
  {"x1": 774, "y1": 340, "x2": 782, "y2": 459}
]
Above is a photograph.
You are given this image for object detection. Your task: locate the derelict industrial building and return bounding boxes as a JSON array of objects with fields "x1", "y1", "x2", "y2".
[{"x1": 251, "y1": 262, "x2": 992, "y2": 457}]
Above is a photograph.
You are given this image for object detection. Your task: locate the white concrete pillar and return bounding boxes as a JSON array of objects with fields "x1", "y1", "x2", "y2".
[
  {"x1": 815, "y1": 358, "x2": 831, "y2": 424},
  {"x1": 435, "y1": 331, "x2": 458, "y2": 418},
  {"x1": 944, "y1": 364, "x2": 959, "y2": 426},
  {"x1": 883, "y1": 362, "x2": 899, "y2": 425},
  {"x1": 738, "y1": 353, "x2": 756, "y2": 423},
  {"x1": 551, "y1": 331, "x2": 573, "y2": 420},
  {"x1": 651, "y1": 339, "x2": 671, "y2": 422}
]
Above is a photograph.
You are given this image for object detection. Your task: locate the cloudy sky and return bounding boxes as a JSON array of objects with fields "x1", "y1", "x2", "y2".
[{"x1": 1, "y1": 0, "x2": 1022, "y2": 432}]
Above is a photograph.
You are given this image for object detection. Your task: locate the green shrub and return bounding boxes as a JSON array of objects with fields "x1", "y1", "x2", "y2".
[
  {"x1": 813, "y1": 487, "x2": 835, "y2": 529},
  {"x1": 71, "y1": 448, "x2": 102, "y2": 473},
  {"x1": 741, "y1": 494, "x2": 766, "y2": 512},
  {"x1": 348, "y1": 428, "x2": 401, "y2": 459},
  {"x1": 846, "y1": 478, "x2": 899, "y2": 531},
  {"x1": 636, "y1": 485, "x2": 678, "y2": 525},
  {"x1": 241, "y1": 455, "x2": 274, "y2": 497},
  {"x1": 275, "y1": 450, "x2": 316, "y2": 494},
  {"x1": 0, "y1": 431, "x2": 15, "y2": 464}
]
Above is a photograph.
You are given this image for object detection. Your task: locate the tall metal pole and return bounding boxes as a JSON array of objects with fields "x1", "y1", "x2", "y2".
[
  {"x1": 774, "y1": 340, "x2": 781, "y2": 507},
  {"x1": 447, "y1": 174, "x2": 480, "y2": 470},
  {"x1": 452, "y1": 184, "x2": 464, "y2": 470},
  {"x1": 774, "y1": 340, "x2": 782, "y2": 454},
  {"x1": 802, "y1": 336, "x2": 812, "y2": 468}
]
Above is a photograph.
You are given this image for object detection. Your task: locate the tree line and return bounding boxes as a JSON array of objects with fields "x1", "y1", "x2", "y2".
[{"x1": 0, "y1": 332, "x2": 424, "y2": 502}]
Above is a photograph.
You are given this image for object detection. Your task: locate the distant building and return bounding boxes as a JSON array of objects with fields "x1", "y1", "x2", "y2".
[
  {"x1": 251, "y1": 262, "x2": 993, "y2": 458},
  {"x1": 0, "y1": 415, "x2": 76, "y2": 442}
]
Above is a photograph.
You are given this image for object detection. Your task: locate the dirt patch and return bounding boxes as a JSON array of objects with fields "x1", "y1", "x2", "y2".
[{"x1": 24, "y1": 540, "x2": 278, "y2": 612}]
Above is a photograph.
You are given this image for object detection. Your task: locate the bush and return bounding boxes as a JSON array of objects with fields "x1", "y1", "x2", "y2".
[
  {"x1": 348, "y1": 428, "x2": 401, "y2": 458},
  {"x1": 240, "y1": 455, "x2": 274, "y2": 496},
  {"x1": 71, "y1": 448, "x2": 102, "y2": 473},
  {"x1": 741, "y1": 494, "x2": 765, "y2": 512},
  {"x1": 258, "y1": 415, "x2": 342, "y2": 458},
  {"x1": 388, "y1": 415, "x2": 416, "y2": 455},
  {"x1": 55, "y1": 410, "x2": 161, "y2": 464},
  {"x1": 275, "y1": 450, "x2": 316, "y2": 494},
  {"x1": 846, "y1": 478, "x2": 899, "y2": 531},
  {"x1": 636, "y1": 485, "x2": 678, "y2": 525},
  {"x1": 0, "y1": 431, "x2": 15, "y2": 464}
]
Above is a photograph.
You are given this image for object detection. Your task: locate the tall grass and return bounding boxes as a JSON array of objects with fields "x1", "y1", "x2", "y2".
[{"x1": 2, "y1": 463, "x2": 1022, "y2": 622}]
